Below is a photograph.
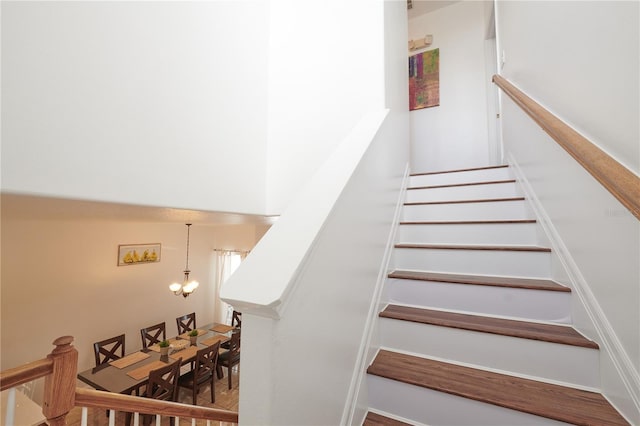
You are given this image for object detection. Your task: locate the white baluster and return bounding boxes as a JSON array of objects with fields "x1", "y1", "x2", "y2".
[
  {"x1": 108, "y1": 409, "x2": 115, "y2": 426},
  {"x1": 155, "y1": 414, "x2": 161, "y2": 425},
  {"x1": 80, "y1": 407, "x2": 88, "y2": 426},
  {"x1": 133, "y1": 411, "x2": 140, "y2": 426},
  {"x1": 4, "y1": 387, "x2": 16, "y2": 426}
]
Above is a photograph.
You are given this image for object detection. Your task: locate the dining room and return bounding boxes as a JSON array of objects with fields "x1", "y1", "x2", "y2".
[{"x1": 0, "y1": 193, "x2": 272, "y2": 420}]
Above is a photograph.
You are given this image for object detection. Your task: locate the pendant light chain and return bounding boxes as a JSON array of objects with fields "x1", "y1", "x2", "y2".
[
  {"x1": 184, "y1": 223, "x2": 192, "y2": 274},
  {"x1": 170, "y1": 223, "x2": 199, "y2": 297}
]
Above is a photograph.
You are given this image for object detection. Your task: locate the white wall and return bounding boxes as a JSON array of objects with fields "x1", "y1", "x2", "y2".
[
  {"x1": 265, "y1": 0, "x2": 386, "y2": 214},
  {"x1": 496, "y1": 1, "x2": 639, "y2": 421},
  {"x1": 3, "y1": 0, "x2": 402, "y2": 218},
  {"x1": 1, "y1": 1, "x2": 269, "y2": 215},
  {"x1": 233, "y1": 110, "x2": 408, "y2": 425},
  {"x1": 0, "y1": 215, "x2": 267, "y2": 402},
  {"x1": 222, "y1": 1, "x2": 410, "y2": 422},
  {"x1": 408, "y1": 1, "x2": 491, "y2": 172},
  {"x1": 496, "y1": 0, "x2": 639, "y2": 174}
]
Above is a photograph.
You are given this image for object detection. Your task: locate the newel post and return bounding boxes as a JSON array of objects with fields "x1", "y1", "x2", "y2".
[{"x1": 43, "y1": 336, "x2": 78, "y2": 426}]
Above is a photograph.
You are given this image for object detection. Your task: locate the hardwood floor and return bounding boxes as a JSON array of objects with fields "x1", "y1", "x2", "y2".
[{"x1": 66, "y1": 367, "x2": 239, "y2": 426}]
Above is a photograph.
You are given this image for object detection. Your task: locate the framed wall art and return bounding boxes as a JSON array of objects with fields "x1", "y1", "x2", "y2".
[
  {"x1": 117, "y1": 243, "x2": 161, "y2": 266},
  {"x1": 409, "y1": 48, "x2": 440, "y2": 110}
]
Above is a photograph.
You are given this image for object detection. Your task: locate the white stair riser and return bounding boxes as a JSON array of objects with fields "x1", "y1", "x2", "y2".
[
  {"x1": 410, "y1": 167, "x2": 512, "y2": 187},
  {"x1": 386, "y1": 278, "x2": 571, "y2": 323},
  {"x1": 367, "y1": 374, "x2": 572, "y2": 426},
  {"x1": 402, "y1": 200, "x2": 531, "y2": 221},
  {"x1": 379, "y1": 320, "x2": 600, "y2": 388},
  {"x1": 397, "y1": 223, "x2": 538, "y2": 245},
  {"x1": 406, "y1": 182, "x2": 521, "y2": 203},
  {"x1": 394, "y1": 248, "x2": 551, "y2": 278}
]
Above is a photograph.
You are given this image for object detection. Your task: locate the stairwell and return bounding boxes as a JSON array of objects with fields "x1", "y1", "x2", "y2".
[{"x1": 363, "y1": 165, "x2": 630, "y2": 425}]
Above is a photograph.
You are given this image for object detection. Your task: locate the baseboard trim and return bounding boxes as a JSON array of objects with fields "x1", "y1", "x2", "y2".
[{"x1": 507, "y1": 154, "x2": 640, "y2": 423}]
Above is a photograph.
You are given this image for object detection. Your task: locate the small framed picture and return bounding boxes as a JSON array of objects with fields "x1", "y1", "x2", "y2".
[{"x1": 118, "y1": 243, "x2": 161, "y2": 266}]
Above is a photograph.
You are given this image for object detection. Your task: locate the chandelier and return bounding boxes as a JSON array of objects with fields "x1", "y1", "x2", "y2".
[{"x1": 169, "y1": 223, "x2": 199, "y2": 298}]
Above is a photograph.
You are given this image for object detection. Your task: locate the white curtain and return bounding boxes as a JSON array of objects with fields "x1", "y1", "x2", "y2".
[{"x1": 213, "y1": 250, "x2": 247, "y2": 324}]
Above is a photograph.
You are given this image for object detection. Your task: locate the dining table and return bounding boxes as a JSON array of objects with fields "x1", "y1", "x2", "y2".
[{"x1": 77, "y1": 323, "x2": 233, "y2": 396}]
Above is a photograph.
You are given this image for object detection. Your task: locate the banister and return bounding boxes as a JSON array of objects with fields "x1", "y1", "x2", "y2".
[
  {"x1": 0, "y1": 358, "x2": 53, "y2": 391},
  {"x1": 492, "y1": 74, "x2": 640, "y2": 220},
  {"x1": 74, "y1": 387, "x2": 239, "y2": 423}
]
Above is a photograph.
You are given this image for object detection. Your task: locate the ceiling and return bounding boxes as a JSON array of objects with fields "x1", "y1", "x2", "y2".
[
  {"x1": 407, "y1": 0, "x2": 460, "y2": 20},
  {"x1": 0, "y1": 193, "x2": 277, "y2": 226}
]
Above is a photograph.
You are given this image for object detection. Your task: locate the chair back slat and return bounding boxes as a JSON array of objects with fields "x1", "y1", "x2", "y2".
[
  {"x1": 227, "y1": 329, "x2": 241, "y2": 356},
  {"x1": 178, "y1": 341, "x2": 220, "y2": 405},
  {"x1": 195, "y1": 341, "x2": 220, "y2": 383},
  {"x1": 140, "y1": 323, "x2": 166, "y2": 349},
  {"x1": 176, "y1": 313, "x2": 196, "y2": 335},
  {"x1": 231, "y1": 311, "x2": 242, "y2": 328},
  {"x1": 93, "y1": 334, "x2": 125, "y2": 367},
  {"x1": 218, "y1": 329, "x2": 241, "y2": 389},
  {"x1": 146, "y1": 358, "x2": 181, "y2": 401}
]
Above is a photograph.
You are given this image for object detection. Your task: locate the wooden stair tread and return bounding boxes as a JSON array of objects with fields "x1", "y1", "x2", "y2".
[
  {"x1": 362, "y1": 412, "x2": 412, "y2": 426},
  {"x1": 400, "y1": 219, "x2": 536, "y2": 225},
  {"x1": 405, "y1": 196, "x2": 525, "y2": 205},
  {"x1": 395, "y1": 243, "x2": 551, "y2": 252},
  {"x1": 408, "y1": 179, "x2": 515, "y2": 190},
  {"x1": 380, "y1": 305, "x2": 598, "y2": 349},
  {"x1": 411, "y1": 164, "x2": 508, "y2": 176},
  {"x1": 388, "y1": 270, "x2": 570, "y2": 292},
  {"x1": 367, "y1": 350, "x2": 628, "y2": 426}
]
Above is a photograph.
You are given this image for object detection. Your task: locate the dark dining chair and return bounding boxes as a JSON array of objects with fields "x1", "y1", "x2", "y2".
[
  {"x1": 140, "y1": 322, "x2": 166, "y2": 349},
  {"x1": 93, "y1": 334, "x2": 126, "y2": 417},
  {"x1": 93, "y1": 334, "x2": 125, "y2": 367},
  {"x1": 178, "y1": 341, "x2": 220, "y2": 405},
  {"x1": 222, "y1": 310, "x2": 242, "y2": 350},
  {"x1": 176, "y1": 312, "x2": 196, "y2": 335},
  {"x1": 140, "y1": 357, "x2": 182, "y2": 426},
  {"x1": 217, "y1": 328, "x2": 241, "y2": 389},
  {"x1": 231, "y1": 310, "x2": 242, "y2": 328}
]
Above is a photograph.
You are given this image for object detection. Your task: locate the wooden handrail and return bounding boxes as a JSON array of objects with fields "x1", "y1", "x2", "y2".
[
  {"x1": 0, "y1": 358, "x2": 53, "y2": 391},
  {"x1": 75, "y1": 387, "x2": 239, "y2": 423},
  {"x1": 493, "y1": 74, "x2": 640, "y2": 220}
]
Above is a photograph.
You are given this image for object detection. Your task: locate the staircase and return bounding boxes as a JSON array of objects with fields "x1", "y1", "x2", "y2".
[{"x1": 363, "y1": 165, "x2": 629, "y2": 425}]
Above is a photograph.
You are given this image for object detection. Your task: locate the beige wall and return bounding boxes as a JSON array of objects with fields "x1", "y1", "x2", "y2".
[{"x1": 0, "y1": 215, "x2": 268, "y2": 400}]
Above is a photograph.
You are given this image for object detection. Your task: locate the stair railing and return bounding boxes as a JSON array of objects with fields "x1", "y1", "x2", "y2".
[
  {"x1": 0, "y1": 336, "x2": 239, "y2": 426},
  {"x1": 492, "y1": 74, "x2": 640, "y2": 221}
]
